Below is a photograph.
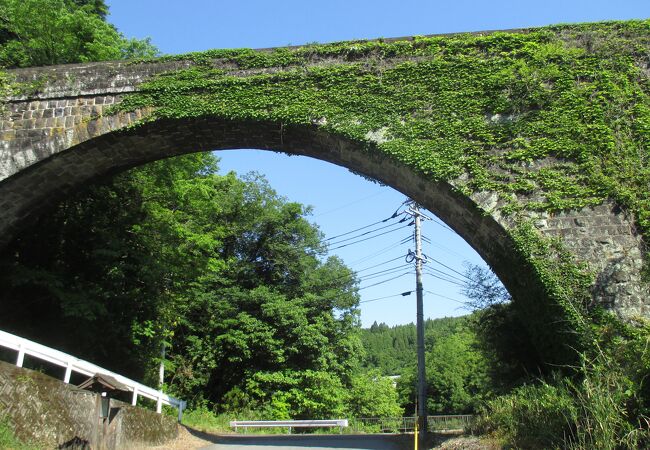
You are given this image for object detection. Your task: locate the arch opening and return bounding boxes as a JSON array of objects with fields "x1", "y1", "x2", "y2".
[
  {"x1": 0, "y1": 116, "x2": 575, "y2": 365},
  {"x1": 0, "y1": 117, "x2": 527, "y2": 303}
]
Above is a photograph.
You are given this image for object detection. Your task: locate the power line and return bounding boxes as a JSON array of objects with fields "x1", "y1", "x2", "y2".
[
  {"x1": 425, "y1": 266, "x2": 469, "y2": 284},
  {"x1": 358, "y1": 271, "x2": 413, "y2": 291},
  {"x1": 424, "y1": 289, "x2": 468, "y2": 305},
  {"x1": 315, "y1": 191, "x2": 386, "y2": 217},
  {"x1": 426, "y1": 240, "x2": 471, "y2": 261},
  {"x1": 360, "y1": 291, "x2": 413, "y2": 304},
  {"x1": 347, "y1": 237, "x2": 412, "y2": 266},
  {"x1": 426, "y1": 255, "x2": 474, "y2": 282},
  {"x1": 324, "y1": 211, "x2": 401, "y2": 241},
  {"x1": 328, "y1": 226, "x2": 408, "y2": 250},
  {"x1": 327, "y1": 217, "x2": 406, "y2": 246},
  {"x1": 423, "y1": 270, "x2": 466, "y2": 288},
  {"x1": 358, "y1": 264, "x2": 413, "y2": 282},
  {"x1": 353, "y1": 255, "x2": 405, "y2": 274},
  {"x1": 431, "y1": 217, "x2": 455, "y2": 233},
  {"x1": 310, "y1": 259, "x2": 411, "y2": 290}
]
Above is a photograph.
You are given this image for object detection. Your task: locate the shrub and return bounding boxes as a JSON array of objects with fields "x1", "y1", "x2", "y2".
[{"x1": 472, "y1": 377, "x2": 577, "y2": 449}]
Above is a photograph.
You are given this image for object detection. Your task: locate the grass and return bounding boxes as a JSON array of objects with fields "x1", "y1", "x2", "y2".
[{"x1": 0, "y1": 417, "x2": 39, "y2": 450}]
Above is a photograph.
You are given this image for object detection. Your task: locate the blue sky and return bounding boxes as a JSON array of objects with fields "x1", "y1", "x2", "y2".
[{"x1": 105, "y1": 1, "x2": 650, "y2": 327}]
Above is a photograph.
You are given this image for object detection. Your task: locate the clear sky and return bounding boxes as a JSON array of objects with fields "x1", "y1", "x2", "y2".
[{"x1": 105, "y1": 1, "x2": 650, "y2": 327}]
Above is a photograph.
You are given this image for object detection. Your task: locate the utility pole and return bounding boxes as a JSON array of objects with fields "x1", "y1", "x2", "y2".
[{"x1": 405, "y1": 201, "x2": 428, "y2": 449}]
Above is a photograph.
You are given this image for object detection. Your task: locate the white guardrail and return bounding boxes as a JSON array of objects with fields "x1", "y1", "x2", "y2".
[{"x1": 0, "y1": 329, "x2": 186, "y2": 421}]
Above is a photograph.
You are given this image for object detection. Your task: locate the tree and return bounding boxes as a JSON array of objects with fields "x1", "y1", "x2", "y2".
[
  {"x1": 425, "y1": 325, "x2": 492, "y2": 414},
  {"x1": 347, "y1": 370, "x2": 403, "y2": 418},
  {"x1": 462, "y1": 263, "x2": 544, "y2": 389},
  {"x1": 0, "y1": 2, "x2": 363, "y2": 419},
  {"x1": 461, "y1": 263, "x2": 510, "y2": 310},
  {"x1": 393, "y1": 316, "x2": 494, "y2": 415},
  {"x1": 0, "y1": 0, "x2": 156, "y2": 68},
  {"x1": 0, "y1": 153, "x2": 364, "y2": 418}
]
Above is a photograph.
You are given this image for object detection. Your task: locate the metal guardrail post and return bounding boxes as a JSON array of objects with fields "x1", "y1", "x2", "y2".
[
  {"x1": 131, "y1": 387, "x2": 138, "y2": 406},
  {"x1": 177, "y1": 400, "x2": 186, "y2": 422},
  {"x1": 64, "y1": 361, "x2": 73, "y2": 383},
  {"x1": 156, "y1": 391, "x2": 163, "y2": 413},
  {"x1": 16, "y1": 344, "x2": 24, "y2": 367}
]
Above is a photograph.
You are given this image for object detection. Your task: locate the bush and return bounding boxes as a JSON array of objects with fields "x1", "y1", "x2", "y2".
[
  {"x1": 564, "y1": 354, "x2": 648, "y2": 450},
  {"x1": 181, "y1": 405, "x2": 231, "y2": 433},
  {"x1": 472, "y1": 377, "x2": 577, "y2": 449},
  {"x1": 473, "y1": 352, "x2": 650, "y2": 449}
]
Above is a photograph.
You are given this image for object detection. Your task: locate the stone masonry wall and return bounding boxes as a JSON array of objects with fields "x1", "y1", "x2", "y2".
[
  {"x1": 0, "y1": 51, "x2": 648, "y2": 321},
  {"x1": 0, "y1": 360, "x2": 177, "y2": 449}
]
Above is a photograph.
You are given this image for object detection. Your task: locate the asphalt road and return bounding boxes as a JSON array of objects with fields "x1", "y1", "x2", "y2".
[{"x1": 198, "y1": 434, "x2": 414, "y2": 450}]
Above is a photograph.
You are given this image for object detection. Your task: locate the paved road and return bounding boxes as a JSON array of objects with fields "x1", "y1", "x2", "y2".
[{"x1": 198, "y1": 434, "x2": 413, "y2": 450}]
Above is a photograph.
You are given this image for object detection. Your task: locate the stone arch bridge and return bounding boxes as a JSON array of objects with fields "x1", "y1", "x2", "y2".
[{"x1": 1, "y1": 21, "x2": 649, "y2": 362}]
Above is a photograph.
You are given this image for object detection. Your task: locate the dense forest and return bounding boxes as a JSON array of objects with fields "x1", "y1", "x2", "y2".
[
  {"x1": 361, "y1": 316, "x2": 493, "y2": 415},
  {"x1": 1, "y1": 2, "x2": 649, "y2": 449}
]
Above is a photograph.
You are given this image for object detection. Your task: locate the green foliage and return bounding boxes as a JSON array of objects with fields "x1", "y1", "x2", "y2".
[
  {"x1": 0, "y1": 416, "x2": 38, "y2": 450},
  {"x1": 363, "y1": 315, "x2": 496, "y2": 415},
  {"x1": 425, "y1": 325, "x2": 492, "y2": 414},
  {"x1": 462, "y1": 264, "x2": 510, "y2": 309},
  {"x1": 471, "y1": 304, "x2": 544, "y2": 389},
  {"x1": 245, "y1": 370, "x2": 348, "y2": 419},
  {"x1": 347, "y1": 370, "x2": 403, "y2": 418},
  {"x1": 508, "y1": 222, "x2": 595, "y2": 365},
  {"x1": 361, "y1": 321, "x2": 416, "y2": 375},
  {"x1": 473, "y1": 377, "x2": 578, "y2": 449},
  {"x1": 0, "y1": 0, "x2": 157, "y2": 68},
  {"x1": 113, "y1": 20, "x2": 650, "y2": 235},
  {"x1": 474, "y1": 319, "x2": 650, "y2": 449},
  {"x1": 181, "y1": 405, "x2": 232, "y2": 434},
  {"x1": 391, "y1": 316, "x2": 496, "y2": 415},
  {"x1": 565, "y1": 355, "x2": 647, "y2": 450},
  {"x1": 0, "y1": 153, "x2": 368, "y2": 420}
]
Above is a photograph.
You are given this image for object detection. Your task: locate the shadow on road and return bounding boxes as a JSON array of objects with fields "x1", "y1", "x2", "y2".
[{"x1": 185, "y1": 429, "x2": 416, "y2": 450}]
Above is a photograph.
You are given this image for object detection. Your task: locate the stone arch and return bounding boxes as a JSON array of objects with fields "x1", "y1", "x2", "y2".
[
  {"x1": 2, "y1": 21, "x2": 649, "y2": 364},
  {"x1": 0, "y1": 112, "x2": 599, "y2": 364},
  {"x1": 1, "y1": 114, "x2": 517, "y2": 284}
]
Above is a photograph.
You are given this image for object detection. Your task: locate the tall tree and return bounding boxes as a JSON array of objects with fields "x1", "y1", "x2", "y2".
[
  {"x1": 0, "y1": 153, "x2": 365, "y2": 417},
  {"x1": 0, "y1": 0, "x2": 156, "y2": 67}
]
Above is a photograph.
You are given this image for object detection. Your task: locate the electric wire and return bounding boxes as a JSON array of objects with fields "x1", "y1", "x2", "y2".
[
  {"x1": 358, "y1": 271, "x2": 413, "y2": 291},
  {"x1": 357, "y1": 264, "x2": 413, "y2": 282},
  {"x1": 360, "y1": 291, "x2": 413, "y2": 304},
  {"x1": 328, "y1": 226, "x2": 409, "y2": 250},
  {"x1": 424, "y1": 266, "x2": 469, "y2": 284},
  {"x1": 423, "y1": 270, "x2": 467, "y2": 288},
  {"x1": 305, "y1": 257, "x2": 411, "y2": 290},
  {"x1": 426, "y1": 240, "x2": 471, "y2": 260},
  {"x1": 431, "y1": 217, "x2": 455, "y2": 233},
  {"x1": 327, "y1": 217, "x2": 407, "y2": 246},
  {"x1": 315, "y1": 191, "x2": 386, "y2": 217},
  {"x1": 424, "y1": 290, "x2": 468, "y2": 305},
  {"x1": 353, "y1": 255, "x2": 405, "y2": 274},
  {"x1": 348, "y1": 237, "x2": 412, "y2": 266},
  {"x1": 426, "y1": 255, "x2": 474, "y2": 282},
  {"x1": 324, "y1": 211, "x2": 402, "y2": 241}
]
